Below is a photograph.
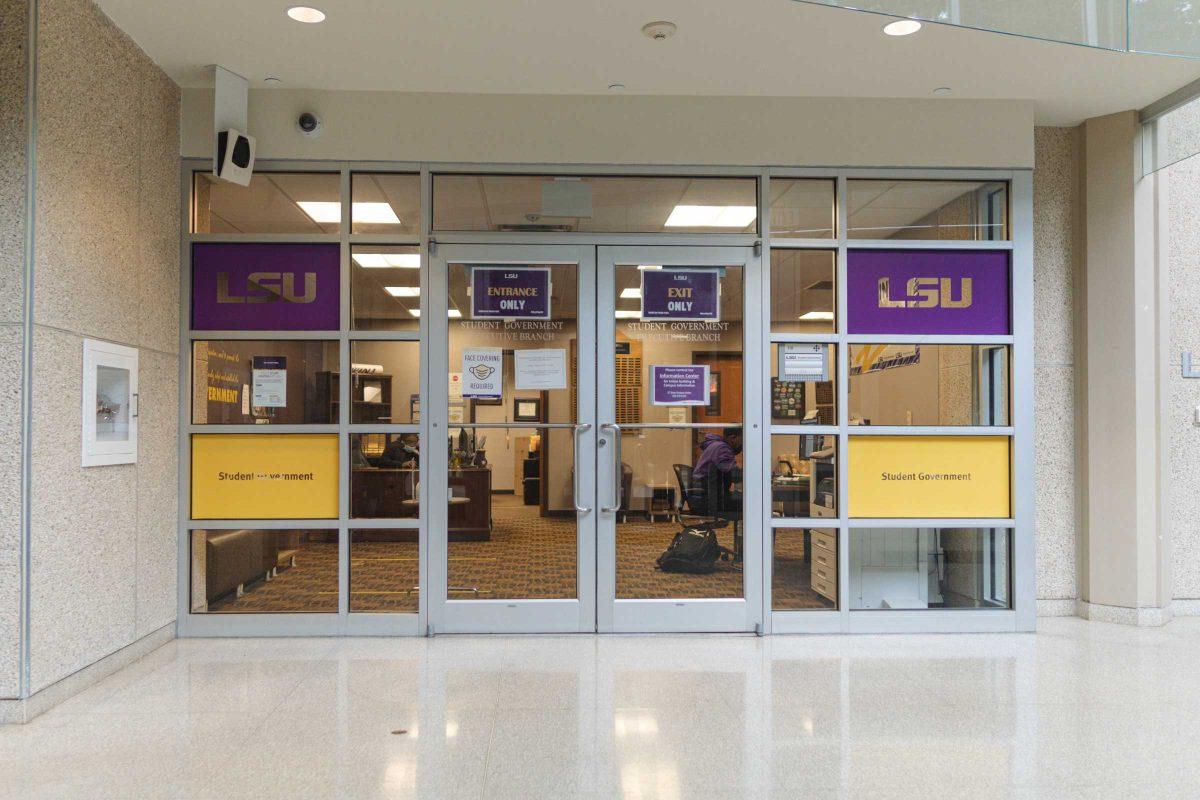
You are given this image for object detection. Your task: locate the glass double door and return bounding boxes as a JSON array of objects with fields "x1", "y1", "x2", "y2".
[{"x1": 429, "y1": 245, "x2": 760, "y2": 633}]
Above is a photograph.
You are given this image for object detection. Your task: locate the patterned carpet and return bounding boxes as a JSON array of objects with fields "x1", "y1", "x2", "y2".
[{"x1": 205, "y1": 502, "x2": 832, "y2": 614}]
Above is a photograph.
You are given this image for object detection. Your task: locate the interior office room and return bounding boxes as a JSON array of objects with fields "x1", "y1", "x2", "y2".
[{"x1": 6, "y1": 0, "x2": 1200, "y2": 798}]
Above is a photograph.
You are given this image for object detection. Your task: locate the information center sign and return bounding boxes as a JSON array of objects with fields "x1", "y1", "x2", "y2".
[
  {"x1": 640, "y1": 269, "x2": 720, "y2": 322},
  {"x1": 651, "y1": 365, "x2": 710, "y2": 406},
  {"x1": 470, "y1": 266, "x2": 551, "y2": 319},
  {"x1": 191, "y1": 433, "x2": 339, "y2": 519},
  {"x1": 192, "y1": 243, "x2": 341, "y2": 331},
  {"x1": 848, "y1": 435, "x2": 1011, "y2": 518},
  {"x1": 847, "y1": 250, "x2": 1009, "y2": 335}
]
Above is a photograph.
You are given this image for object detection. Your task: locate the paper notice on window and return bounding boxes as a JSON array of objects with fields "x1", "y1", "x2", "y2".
[
  {"x1": 779, "y1": 343, "x2": 828, "y2": 382},
  {"x1": 251, "y1": 356, "x2": 287, "y2": 407},
  {"x1": 667, "y1": 406, "x2": 688, "y2": 424},
  {"x1": 515, "y1": 348, "x2": 567, "y2": 390},
  {"x1": 462, "y1": 348, "x2": 503, "y2": 399}
]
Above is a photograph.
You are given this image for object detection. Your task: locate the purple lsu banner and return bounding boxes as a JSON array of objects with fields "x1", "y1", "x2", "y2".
[
  {"x1": 640, "y1": 269, "x2": 720, "y2": 322},
  {"x1": 847, "y1": 249, "x2": 1010, "y2": 335},
  {"x1": 192, "y1": 243, "x2": 341, "y2": 331},
  {"x1": 470, "y1": 266, "x2": 551, "y2": 319}
]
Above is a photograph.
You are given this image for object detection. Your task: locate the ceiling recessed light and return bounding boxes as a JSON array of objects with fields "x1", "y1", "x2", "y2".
[
  {"x1": 665, "y1": 205, "x2": 757, "y2": 228},
  {"x1": 883, "y1": 19, "x2": 922, "y2": 36},
  {"x1": 799, "y1": 311, "x2": 835, "y2": 321},
  {"x1": 385, "y1": 286, "x2": 420, "y2": 297},
  {"x1": 620, "y1": 288, "x2": 642, "y2": 300},
  {"x1": 287, "y1": 6, "x2": 326, "y2": 23},
  {"x1": 933, "y1": 86, "x2": 952, "y2": 96}
]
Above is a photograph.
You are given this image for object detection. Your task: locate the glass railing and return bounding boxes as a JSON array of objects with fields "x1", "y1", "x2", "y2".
[{"x1": 795, "y1": 1, "x2": 1200, "y2": 57}]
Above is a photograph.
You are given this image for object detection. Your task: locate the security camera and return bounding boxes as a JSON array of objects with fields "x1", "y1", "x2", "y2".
[{"x1": 296, "y1": 112, "x2": 324, "y2": 138}]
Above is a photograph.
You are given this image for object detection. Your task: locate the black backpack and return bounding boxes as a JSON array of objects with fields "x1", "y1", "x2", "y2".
[{"x1": 656, "y1": 525, "x2": 733, "y2": 574}]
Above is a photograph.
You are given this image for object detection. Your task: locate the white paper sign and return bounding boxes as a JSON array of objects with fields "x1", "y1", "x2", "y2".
[
  {"x1": 241, "y1": 384, "x2": 250, "y2": 415},
  {"x1": 779, "y1": 343, "x2": 828, "y2": 382},
  {"x1": 667, "y1": 406, "x2": 688, "y2": 424},
  {"x1": 462, "y1": 348, "x2": 503, "y2": 398},
  {"x1": 251, "y1": 356, "x2": 287, "y2": 407},
  {"x1": 515, "y1": 348, "x2": 567, "y2": 390},
  {"x1": 449, "y1": 372, "x2": 463, "y2": 401}
]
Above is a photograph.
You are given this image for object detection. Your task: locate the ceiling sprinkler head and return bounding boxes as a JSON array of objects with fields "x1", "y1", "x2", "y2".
[{"x1": 641, "y1": 21, "x2": 677, "y2": 41}]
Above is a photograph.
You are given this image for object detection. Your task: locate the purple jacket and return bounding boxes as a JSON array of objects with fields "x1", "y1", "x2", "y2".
[{"x1": 693, "y1": 434, "x2": 737, "y2": 480}]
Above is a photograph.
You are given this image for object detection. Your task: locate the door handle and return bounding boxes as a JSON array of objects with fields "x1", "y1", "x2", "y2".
[
  {"x1": 600, "y1": 423, "x2": 623, "y2": 513},
  {"x1": 573, "y1": 423, "x2": 592, "y2": 515}
]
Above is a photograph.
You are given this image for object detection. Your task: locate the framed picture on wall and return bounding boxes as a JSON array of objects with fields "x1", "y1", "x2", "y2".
[
  {"x1": 705, "y1": 371, "x2": 721, "y2": 416},
  {"x1": 514, "y1": 397, "x2": 542, "y2": 422}
]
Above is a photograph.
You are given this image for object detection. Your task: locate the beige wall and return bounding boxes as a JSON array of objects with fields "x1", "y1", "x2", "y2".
[
  {"x1": 180, "y1": 89, "x2": 1035, "y2": 169},
  {"x1": 25, "y1": 0, "x2": 179, "y2": 694},
  {"x1": 1165, "y1": 102, "x2": 1200, "y2": 603},
  {"x1": 0, "y1": 0, "x2": 28, "y2": 701},
  {"x1": 1032, "y1": 126, "x2": 1081, "y2": 612}
]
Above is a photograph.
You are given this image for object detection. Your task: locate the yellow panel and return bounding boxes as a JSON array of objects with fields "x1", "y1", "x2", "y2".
[
  {"x1": 849, "y1": 436, "x2": 1010, "y2": 519},
  {"x1": 191, "y1": 434, "x2": 339, "y2": 519}
]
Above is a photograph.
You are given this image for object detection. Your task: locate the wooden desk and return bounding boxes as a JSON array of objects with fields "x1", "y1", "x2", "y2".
[
  {"x1": 351, "y1": 467, "x2": 492, "y2": 540},
  {"x1": 771, "y1": 477, "x2": 811, "y2": 518}
]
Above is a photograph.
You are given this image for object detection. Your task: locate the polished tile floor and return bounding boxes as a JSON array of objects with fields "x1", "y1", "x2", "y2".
[{"x1": 4, "y1": 617, "x2": 1200, "y2": 799}]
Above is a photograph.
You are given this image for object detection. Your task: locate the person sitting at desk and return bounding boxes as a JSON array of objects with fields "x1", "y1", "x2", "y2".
[
  {"x1": 379, "y1": 435, "x2": 419, "y2": 468},
  {"x1": 693, "y1": 427, "x2": 743, "y2": 515}
]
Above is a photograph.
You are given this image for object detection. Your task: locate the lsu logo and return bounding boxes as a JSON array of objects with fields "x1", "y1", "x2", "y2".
[
  {"x1": 878, "y1": 277, "x2": 972, "y2": 310},
  {"x1": 216, "y1": 272, "x2": 317, "y2": 304}
]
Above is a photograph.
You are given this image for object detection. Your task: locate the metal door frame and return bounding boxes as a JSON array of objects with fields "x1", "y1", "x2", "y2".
[
  {"x1": 596, "y1": 245, "x2": 764, "y2": 633},
  {"x1": 427, "y1": 244, "x2": 597, "y2": 633}
]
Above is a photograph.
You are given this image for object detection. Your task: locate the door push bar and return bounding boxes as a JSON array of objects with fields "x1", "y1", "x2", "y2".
[{"x1": 599, "y1": 423, "x2": 623, "y2": 514}]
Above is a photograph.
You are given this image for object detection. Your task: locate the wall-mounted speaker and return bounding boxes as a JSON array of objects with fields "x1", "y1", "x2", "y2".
[{"x1": 214, "y1": 128, "x2": 256, "y2": 186}]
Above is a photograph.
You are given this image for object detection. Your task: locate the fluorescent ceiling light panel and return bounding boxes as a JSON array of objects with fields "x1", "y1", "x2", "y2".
[
  {"x1": 296, "y1": 202, "x2": 401, "y2": 225},
  {"x1": 614, "y1": 310, "x2": 640, "y2": 319},
  {"x1": 665, "y1": 205, "x2": 757, "y2": 228},
  {"x1": 354, "y1": 253, "x2": 421, "y2": 269},
  {"x1": 385, "y1": 286, "x2": 420, "y2": 297},
  {"x1": 799, "y1": 311, "x2": 835, "y2": 320},
  {"x1": 638, "y1": 265, "x2": 662, "y2": 270},
  {"x1": 620, "y1": 288, "x2": 642, "y2": 299},
  {"x1": 448, "y1": 309, "x2": 462, "y2": 318}
]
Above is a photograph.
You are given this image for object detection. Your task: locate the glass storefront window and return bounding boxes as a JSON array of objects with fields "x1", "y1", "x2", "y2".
[
  {"x1": 433, "y1": 174, "x2": 758, "y2": 233},
  {"x1": 352, "y1": 245, "x2": 421, "y2": 332},
  {"x1": 190, "y1": 340, "x2": 339, "y2": 425},
  {"x1": 192, "y1": 171, "x2": 341, "y2": 234},
  {"x1": 773, "y1": 528, "x2": 837, "y2": 610},
  {"x1": 348, "y1": 342, "x2": 420, "y2": 424},
  {"x1": 848, "y1": 528, "x2": 1011, "y2": 610},
  {"x1": 350, "y1": 433, "x2": 421, "y2": 519},
  {"x1": 190, "y1": 529, "x2": 338, "y2": 613},
  {"x1": 350, "y1": 530, "x2": 418, "y2": 612},
  {"x1": 770, "y1": 250, "x2": 836, "y2": 333},
  {"x1": 847, "y1": 180, "x2": 1009, "y2": 240},
  {"x1": 351, "y1": 173, "x2": 421, "y2": 234},
  {"x1": 771, "y1": 435, "x2": 838, "y2": 519},
  {"x1": 769, "y1": 343, "x2": 836, "y2": 425},
  {"x1": 769, "y1": 179, "x2": 836, "y2": 238},
  {"x1": 848, "y1": 344, "x2": 1010, "y2": 426}
]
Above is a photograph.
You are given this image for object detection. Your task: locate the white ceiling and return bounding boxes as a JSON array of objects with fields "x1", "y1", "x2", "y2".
[{"x1": 97, "y1": 0, "x2": 1200, "y2": 125}]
